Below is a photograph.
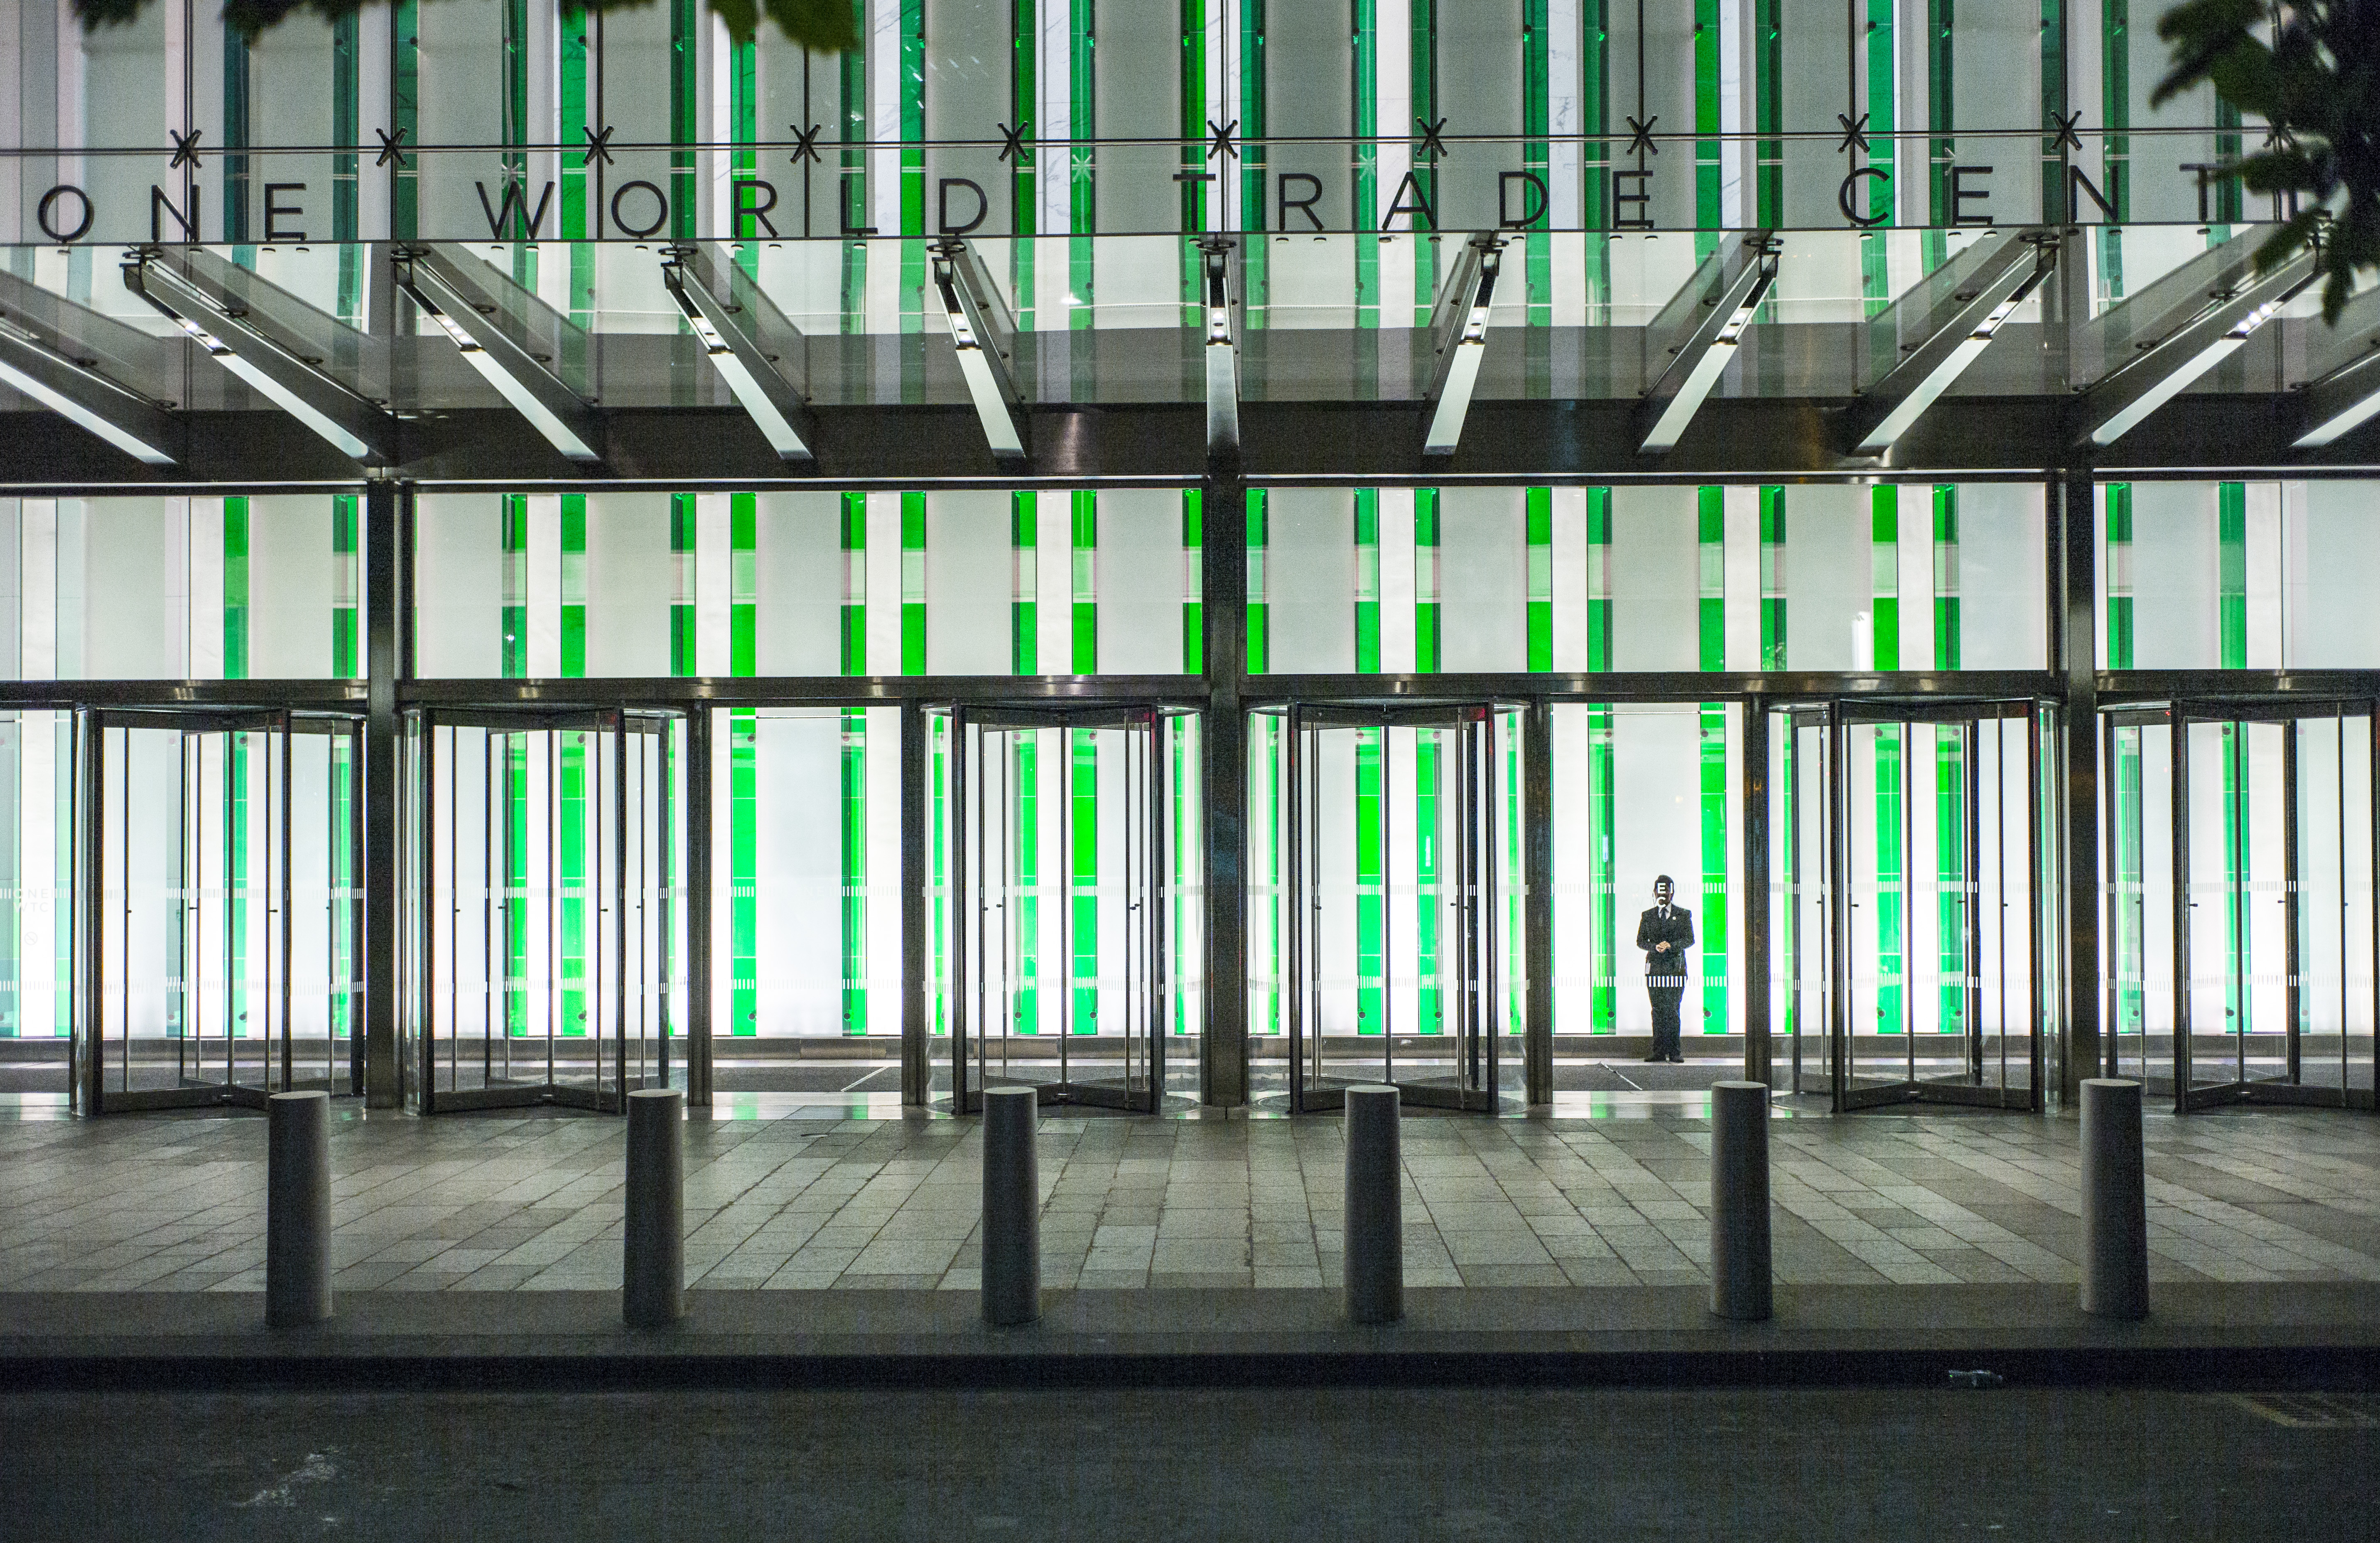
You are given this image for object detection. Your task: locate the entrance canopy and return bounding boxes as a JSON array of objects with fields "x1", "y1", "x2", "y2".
[{"x1": 3, "y1": 224, "x2": 2375, "y2": 484}]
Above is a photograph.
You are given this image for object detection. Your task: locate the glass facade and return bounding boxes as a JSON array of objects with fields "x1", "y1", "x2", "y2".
[{"x1": 0, "y1": 2, "x2": 2372, "y2": 1118}]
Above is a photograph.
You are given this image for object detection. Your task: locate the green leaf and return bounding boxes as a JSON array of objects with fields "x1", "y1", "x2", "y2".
[{"x1": 79, "y1": 0, "x2": 857, "y2": 52}]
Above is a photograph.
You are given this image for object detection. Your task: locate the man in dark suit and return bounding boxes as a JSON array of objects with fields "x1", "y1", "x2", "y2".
[{"x1": 1635, "y1": 875, "x2": 1694, "y2": 1064}]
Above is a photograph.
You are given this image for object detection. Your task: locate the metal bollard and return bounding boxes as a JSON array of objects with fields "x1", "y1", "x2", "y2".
[
  {"x1": 2080, "y1": 1078, "x2": 2149, "y2": 1320},
  {"x1": 981, "y1": 1086, "x2": 1041, "y2": 1327},
  {"x1": 1708, "y1": 1080, "x2": 1774, "y2": 1322},
  {"x1": 265, "y1": 1091, "x2": 332, "y2": 1328},
  {"x1": 1343, "y1": 1084, "x2": 1403, "y2": 1325},
  {"x1": 623, "y1": 1088, "x2": 686, "y2": 1330}
]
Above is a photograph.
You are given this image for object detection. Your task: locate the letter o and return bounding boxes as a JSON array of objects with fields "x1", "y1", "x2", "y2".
[
  {"x1": 1838, "y1": 167, "x2": 1890, "y2": 229},
  {"x1": 609, "y1": 180, "x2": 670, "y2": 239},
  {"x1": 37, "y1": 184, "x2": 93, "y2": 243}
]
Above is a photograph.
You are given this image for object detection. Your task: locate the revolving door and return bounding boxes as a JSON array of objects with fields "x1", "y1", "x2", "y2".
[
  {"x1": 407, "y1": 707, "x2": 687, "y2": 1114},
  {"x1": 2104, "y1": 701, "x2": 2378, "y2": 1111},
  {"x1": 1265, "y1": 703, "x2": 1525, "y2": 1114},
  {"x1": 75, "y1": 708, "x2": 364, "y2": 1114},
  {"x1": 1775, "y1": 700, "x2": 2053, "y2": 1112},
  {"x1": 937, "y1": 704, "x2": 1192, "y2": 1115}
]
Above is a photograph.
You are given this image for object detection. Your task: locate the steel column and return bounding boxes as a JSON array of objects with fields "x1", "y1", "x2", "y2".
[
  {"x1": 2058, "y1": 469, "x2": 2102, "y2": 1103},
  {"x1": 1742, "y1": 701, "x2": 1772, "y2": 1085},
  {"x1": 361, "y1": 479, "x2": 404, "y2": 1109},
  {"x1": 900, "y1": 698, "x2": 932, "y2": 1104},
  {"x1": 1522, "y1": 698, "x2": 1555, "y2": 1105},
  {"x1": 1201, "y1": 477, "x2": 1250, "y2": 1107},
  {"x1": 683, "y1": 708, "x2": 713, "y2": 1107}
]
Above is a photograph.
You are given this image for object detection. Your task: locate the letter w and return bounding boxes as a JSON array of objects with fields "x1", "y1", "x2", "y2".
[{"x1": 476, "y1": 179, "x2": 556, "y2": 240}]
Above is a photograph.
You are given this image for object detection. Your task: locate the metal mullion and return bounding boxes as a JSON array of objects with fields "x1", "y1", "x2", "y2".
[
  {"x1": 948, "y1": 710, "x2": 972, "y2": 1111},
  {"x1": 2101, "y1": 710, "x2": 2121, "y2": 1079},
  {"x1": 1968, "y1": 717, "x2": 1986, "y2": 1086},
  {"x1": 1285, "y1": 709, "x2": 1305, "y2": 1109},
  {"x1": 2284, "y1": 722, "x2": 2303, "y2": 1087},
  {"x1": 1485, "y1": 714, "x2": 1502, "y2": 1103},
  {"x1": 1829, "y1": 709, "x2": 1851, "y2": 1113},
  {"x1": 2172, "y1": 715, "x2": 2195, "y2": 1109},
  {"x1": 279, "y1": 716, "x2": 294, "y2": 1094},
  {"x1": 1381, "y1": 722, "x2": 1396, "y2": 1089},
  {"x1": 1149, "y1": 714, "x2": 1167, "y2": 1108},
  {"x1": 478, "y1": 728, "x2": 490, "y2": 1089},
  {"x1": 1903, "y1": 722, "x2": 1917, "y2": 1092},
  {"x1": 2368, "y1": 700, "x2": 2379, "y2": 1108},
  {"x1": 615, "y1": 717, "x2": 630, "y2": 1108}
]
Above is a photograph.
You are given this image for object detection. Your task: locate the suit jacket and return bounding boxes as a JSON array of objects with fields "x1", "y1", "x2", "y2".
[{"x1": 1635, "y1": 904, "x2": 1695, "y2": 983}]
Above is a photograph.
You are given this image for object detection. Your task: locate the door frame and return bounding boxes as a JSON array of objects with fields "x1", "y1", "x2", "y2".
[
  {"x1": 2129, "y1": 698, "x2": 2380, "y2": 1113},
  {"x1": 75, "y1": 705, "x2": 365, "y2": 1115},
  {"x1": 1278, "y1": 700, "x2": 1516, "y2": 1115},
  {"x1": 407, "y1": 703, "x2": 685, "y2": 1115},
  {"x1": 940, "y1": 701, "x2": 1178, "y2": 1115},
  {"x1": 1780, "y1": 696, "x2": 2050, "y2": 1114}
]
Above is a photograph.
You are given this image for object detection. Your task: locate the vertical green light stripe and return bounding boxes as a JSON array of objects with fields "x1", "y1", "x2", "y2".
[
  {"x1": 1241, "y1": 0, "x2": 1269, "y2": 320},
  {"x1": 729, "y1": 495, "x2": 756, "y2": 1039},
  {"x1": 1012, "y1": 490, "x2": 1038, "y2": 676},
  {"x1": 729, "y1": 495, "x2": 756, "y2": 676},
  {"x1": 1522, "y1": 0, "x2": 1551, "y2": 327},
  {"x1": 840, "y1": 491, "x2": 867, "y2": 675},
  {"x1": 1414, "y1": 488, "x2": 1440, "y2": 674},
  {"x1": 1416, "y1": 728, "x2": 1442, "y2": 1033},
  {"x1": 669, "y1": 0, "x2": 699, "y2": 238},
  {"x1": 1182, "y1": 491, "x2": 1204, "y2": 673},
  {"x1": 1752, "y1": 0, "x2": 1782, "y2": 226},
  {"x1": 2039, "y1": 0, "x2": 2067, "y2": 224},
  {"x1": 1932, "y1": 485, "x2": 1960, "y2": 668},
  {"x1": 1070, "y1": 726, "x2": 1098, "y2": 1034},
  {"x1": 222, "y1": 497, "x2": 250, "y2": 680},
  {"x1": 1693, "y1": 0, "x2": 1721, "y2": 243},
  {"x1": 1411, "y1": 0, "x2": 1438, "y2": 316},
  {"x1": 670, "y1": 494, "x2": 697, "y2": 676},
  {"x1": 2218, "y1": 481, "x2": 2248, "y2": 670},
  {"x1": 902, "y1": 491, "x2": 927, "y2": 676},
  {"x1": 1070, "y1": 490, "x2": 1097, "y2": 674},
  {"x1": 840, "y1": 0, "x2": 869, "y2": 329},
  {"x1": 1070, "y1": 0, "x2": 1097, "y2": 332},
  {"x1": 501, "y1": 494, "x2": 528, "y2": 679},
  {"x1": 1698, "y1": 703, "x2": 1728, "y2": 1032},
  {"x1": 842, "y1": 488, "x2": 869, "y2": 1033},
  {"x1": 1875, "y1": 723, "x2": 1904, "y2": 1034},
  {"x1": 2101, "y1": 0, "x2": 2130, "y2": 295},
  {"x1": 1526, "y1": 487, "x2": 1552, "y2": 672},
  {"x1": 1180, "y1": 0, "x2": 1209, "y2": 314},
  {"x1": 1355, "y1": 725, "x2": 1383, "y2": 1034},
  {"x1": 1246, "y1": 489, "x2": 1269, "y2": 673},
  {"x1": 1926, "y1": 0, "x2": 1956, "y2": 237},
  {"x1": 900, "y1": 0, "x2": 928, "y2": 378},
  {"x1": 2103, "y1": 483, "x2": 2134, "y2": 667},
  {"x1": 1354, "y1": 489, "x2": 1381, "y2": 674},
  {"x1": 1585, "y1": 487, "x2": 1611, "y2": 671},
  {"x1": 1758, "y1": 486, "x2": 1786, "y2": 669},
  {"x1": 331, "y1": 495, "x2": 359, "y2": 678},
  {"x1": 559, "y1": 496, "x2": 586, "y2": 677},
  {"x1": 223, "y1": 30, "x2": 250, "y2": 244},
  {"x1": 1011, "y1": 0, "x2": 1037, "y2": 326},
  {"x1": 1934, "y1": 723, "x2": 1967, "y2": 1036},
  {"x1": 503, "y1": 0, "x2": 531, "y2": 236},
  {"x1": 1582, "y1": 0, "x2": 1609, "y2": 313},
  {"x1": 390, "y1": 2, "x2": 419, "y2": 238},
  {"x1": 1588, "y1": 703, "x2": 1615, "y2": 1028},
  {"x1": 1861, "y1": 0, "x2": 1897, "y2": 305},
  {"x1": 1696, "y1": 487, "x2": 1725, "y2": 672},
  {"x1": 1870, "y1": 486, "x2": 1899, "y2": 671},
  {"x1": 1353, "y1": 0, "x2": 1379, "y2": 332}
]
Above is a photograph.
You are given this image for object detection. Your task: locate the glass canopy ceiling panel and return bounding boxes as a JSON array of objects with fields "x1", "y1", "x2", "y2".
[{"x1": 0, "y1": 222, "x2": 2367, "y2": 439}]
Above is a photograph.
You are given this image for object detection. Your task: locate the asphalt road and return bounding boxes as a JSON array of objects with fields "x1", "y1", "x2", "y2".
[{"x1": 5, "y1": 1382, "x2": 2375, "y2": 1541}]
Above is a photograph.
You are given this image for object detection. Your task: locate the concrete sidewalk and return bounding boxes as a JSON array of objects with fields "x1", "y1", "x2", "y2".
[{"x1": 5, "y1": 1101, "x2": 2379, "y2": 1296}]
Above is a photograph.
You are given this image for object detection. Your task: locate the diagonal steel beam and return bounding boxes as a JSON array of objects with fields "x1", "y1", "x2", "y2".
[
  {"x1": 125, "y1": 251, "x2": 392, "y2": 464},
  {"x1": 661, "y1": 245, "x2": 817, "y2": 463},
  {"x1": 1638, "y1": 232, "x2": 1779, "y2": 455},
  {"x1": 1848, "y1": 231, "x2": 2056, "y2": 456},
  {"x1": 1421, "y1": 234, "x2": 1505, "y2": 458},
  {"x1": 2294, "y1": 342, "x2": 2380, "y2": 448},
  {"x1": 393, "y1": 247, "x2": 602, "y2": 463},
  {"x1": 0, "y1": 317, "x2": 179, "y2": 466},
  {"x1": 1200, "y1": 237, "x2": 1243, "y2": 464},
  {"x1": 2080, "y1": 248, "x2": 2315, "y2": 447},
  {"x1": 930, "y1": 239, "x2": 1029, "y2": 465}
]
